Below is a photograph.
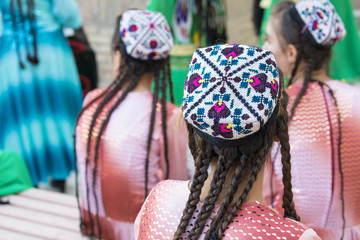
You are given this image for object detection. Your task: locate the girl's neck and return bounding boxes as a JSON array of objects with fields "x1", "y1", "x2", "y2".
[
  {"x1": 200, "y1": 161, "x2": 265, "y2": 205},
  {"x1": 120, "y1": 71, "x2": 154, "y2": 93},
  {"x1": 291, "y1": 63, "x2": 331, "y2": 85}
]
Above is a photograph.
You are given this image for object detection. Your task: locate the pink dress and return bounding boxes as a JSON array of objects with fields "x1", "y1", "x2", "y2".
[
  {"x1": 135, "y1": 180, "x2": 320, "y2": 239},
  {"x1": 76, "y1": 88, "x2": 189, "y2": 240},
  {"x1": 263, "y1": 81, "x2": 360, "y2": 239}
]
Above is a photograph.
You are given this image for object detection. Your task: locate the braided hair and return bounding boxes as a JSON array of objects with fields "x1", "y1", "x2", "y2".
[
  {"x1": 73, "y1": 14, "x2": 174, "y2": 239},
  {"x1": 269, "y1": 2, "x2": 345, "y2": 238},
  {"x1": 9, "y1": 0, "x2": 39, "y2": 69},
  {"x1": 174, "y1": 72, "x2": 299, "y2": 240},
  {"x1": 271, "y1": 1, "x2": 332, "y2": 118}
]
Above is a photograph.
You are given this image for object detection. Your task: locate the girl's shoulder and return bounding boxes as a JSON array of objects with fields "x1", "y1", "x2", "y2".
[
  {"x1": 327, "y1": 79, "x2": 360, "y2": 96},
  {"x1": 135, "y1": 180, "x2": 190, "y2": 239},
  {"x1": 164, "y1": 101, "x2": 180, "y2": 116},
  {"x1": 227, "y1": 202, "x2": 320, "y2": 239},
  {"x1": 82, "y1": 87, "x2": 108, "y2": 106},
  {"x1": 136, "y1": 182, "x2": 321, "y2": 240},
  {"x1": 155, "y1": 100, "x2": 182, "y2": 122},
  {"x1": 147, "y1": 180, "x2": 190, "y2": 202}
]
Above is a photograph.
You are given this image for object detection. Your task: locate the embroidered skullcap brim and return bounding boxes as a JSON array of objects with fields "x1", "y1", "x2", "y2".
[
  {"x1": 182, "y1": 44, "x2": 281, "y2": 146},
  {"x1": 119, "y1": 10, "x2": 174, "y2": 60},
  {"x1": 193, "y1": 102, "x2": 279, "y2": 147},
  {"x1": 289, "y1": 5, "x2": 328, "y2": 49},
  {"x1": 289, "y1": 0, "x2": 346, "y2": 47}
]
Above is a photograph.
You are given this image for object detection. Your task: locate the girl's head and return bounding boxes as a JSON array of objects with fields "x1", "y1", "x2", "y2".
[
  {"x1": 175, "y1": 44, "x2": 298, "y2": 240},
  {"x1": 263, "y1": 0, "x2": 346, "y2": 118},
  {"x1": 111, "y1": 10, "x2": 173, "y2": 77},
  {"x1": 75, "y1": 10, "x2": 175, "y2": 239},
  {"x1": 263, "y1": 0, "x2": 346, "y2": 81}
]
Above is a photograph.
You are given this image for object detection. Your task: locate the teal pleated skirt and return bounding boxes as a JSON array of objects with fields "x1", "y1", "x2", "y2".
[{"x1": 0, "y1": 29, "x2": 83, "y2": 185}]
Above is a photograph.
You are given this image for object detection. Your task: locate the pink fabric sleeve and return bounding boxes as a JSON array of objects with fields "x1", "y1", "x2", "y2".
[
  {"x1": 159, "y1": 107, "x2": 189, "y2": 180},
  {"x1": 134, "y1": 184, "x2": 159, "y2": 239},
  {"x1": 82, "y1": 88, "x2": 104, "y2": 106},
  {"x1": 299, "y1": 229, "x2": 322, "y2": 240}
]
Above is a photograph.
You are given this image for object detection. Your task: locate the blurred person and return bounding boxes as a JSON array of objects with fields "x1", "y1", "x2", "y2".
[
  {"x1": 65, "y1": 26, "x2": 98, "y2": 97},
  {"x1": 258, "y1": 0, "x2": 360, "y2": 84},
  {"x1": 262, "y1": 0, "x2": 360, "y2": 239},
  {"x1": 75, "y1": 10, "x2": 188, "y2": 240},
  {"x1": 0, "y1": 0, "x2": 83, "y2": 191}
]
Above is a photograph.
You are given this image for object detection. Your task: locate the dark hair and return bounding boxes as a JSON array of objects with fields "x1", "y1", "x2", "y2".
[
  {"x1": 270, "y1": 2, "x2": 345, "y2": 239},
  {"x1": 271, "y1": 1, "x2": 332, "y2": 118},
  {"x1": 73, "y1": 14, "x2": 174, "y2": 240},
  {"x1": 174, "y1": 72, "x2": 300, "y2": 240},
  {"x1": 9, "y1": 0, "x2": 39, "y2": 69}
]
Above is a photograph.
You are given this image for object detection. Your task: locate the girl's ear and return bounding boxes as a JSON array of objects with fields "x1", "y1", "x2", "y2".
[{"x1": 285, "y1": 44, "x2": 298, "y2": 65}]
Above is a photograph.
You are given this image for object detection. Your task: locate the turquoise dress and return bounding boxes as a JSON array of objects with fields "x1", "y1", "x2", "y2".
[{"x1": 0, "y1": 0, "x2": 83, "y2": 185}]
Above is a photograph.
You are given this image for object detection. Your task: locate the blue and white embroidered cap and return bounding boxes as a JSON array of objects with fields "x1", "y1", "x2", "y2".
[
  {"x1": 290, "y1": 0, "x2": 346, "y2": 46},
  {"x1": 119, "y1": 10, "x2": 173, "y2": 60},
  {"x1": 182, "y1": 44, "x2": 280, "y2": 147}
]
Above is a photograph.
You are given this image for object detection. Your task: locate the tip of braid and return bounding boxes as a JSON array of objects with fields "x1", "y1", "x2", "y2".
[
  {"x1": 278, "y1": 103, "x2": 300, "y2": 221},
  {"x1": 27, "y1": 54, "x2": 39, "y2": 65}
]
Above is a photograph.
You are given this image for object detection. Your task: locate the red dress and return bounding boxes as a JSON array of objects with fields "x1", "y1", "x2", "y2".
[
  {"x1": 264, "y1": 80, "x2": 360, "y2": 239},
  {"x1": 76, "y1": 88, "x2": 189, "y2": 239}
]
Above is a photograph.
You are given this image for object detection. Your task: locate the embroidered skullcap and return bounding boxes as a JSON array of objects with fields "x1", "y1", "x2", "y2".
[
  {"x1": 290, "y1": 0, "x2": 346, "y2": 47},
  {"x1": 182, "y1": 44, "x2": 280, "y2": 147},
  {"x1": 119, "y1": 10, "x2": 173, "y2": 60}
]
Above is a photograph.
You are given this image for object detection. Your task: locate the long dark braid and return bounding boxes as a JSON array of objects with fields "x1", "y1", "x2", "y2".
[
  {"x1": 329, "y1": 86, "x2": 345, "y2": 240},
  {"x1": 317, "y1": 81, "x2": 345, "y2": 239},
  {"x1": 187, "y1": 147, "x2": 234, "y2": 240},
  {"x1": 82, "y1": 66, "x2": 134, "y2": 238},
  {"x1": 72, "y1": 68, "x2": 132, "y2": 236},
  {"x1": 269, "y1": 1, "x2": 334, "y2": 219},
  {"x1": 275, "y1": 79, "x2": 300, "y2": 221},
  {"x1": 289, "y1": 57, "x2": 313, "y2": 119},
  {"x1": 73, "y1": 14, "x2": 173, "y2": 239},
  {"x1": 73, "y1": 79, "x2": 121, "y2": 234},
  {"x1": 203, "y1": 155, "x2": 250, "y2": 240},
  {"x1": 160, "y1": 65, "x2": 170, "y2": 179},
  {"x1": 144, "y1": 70, "x2": 161, "y2": 196},
  {"x1": 279, "y1": 147, "x2": 299, "y2": 222},
  {"x1": 74, "y1": 55, "x2": 128, "y2": 126},
  {"x1": 217, "y1": 154, "x2": 268, "y2": 238},
  {"x1": 91, "y1": 65, "x2": 146, "y2": 239},
  {"x1": 173, "y1": 144, "x2": 213, "y2": 240},
  {"x1": 73, "y1": 22, "x2": 127, "y2": 237}
]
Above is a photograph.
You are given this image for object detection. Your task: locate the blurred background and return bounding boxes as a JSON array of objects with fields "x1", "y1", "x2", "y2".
[{"x1": 76, "y1": 0, "x2": 360, "y2": 88}]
